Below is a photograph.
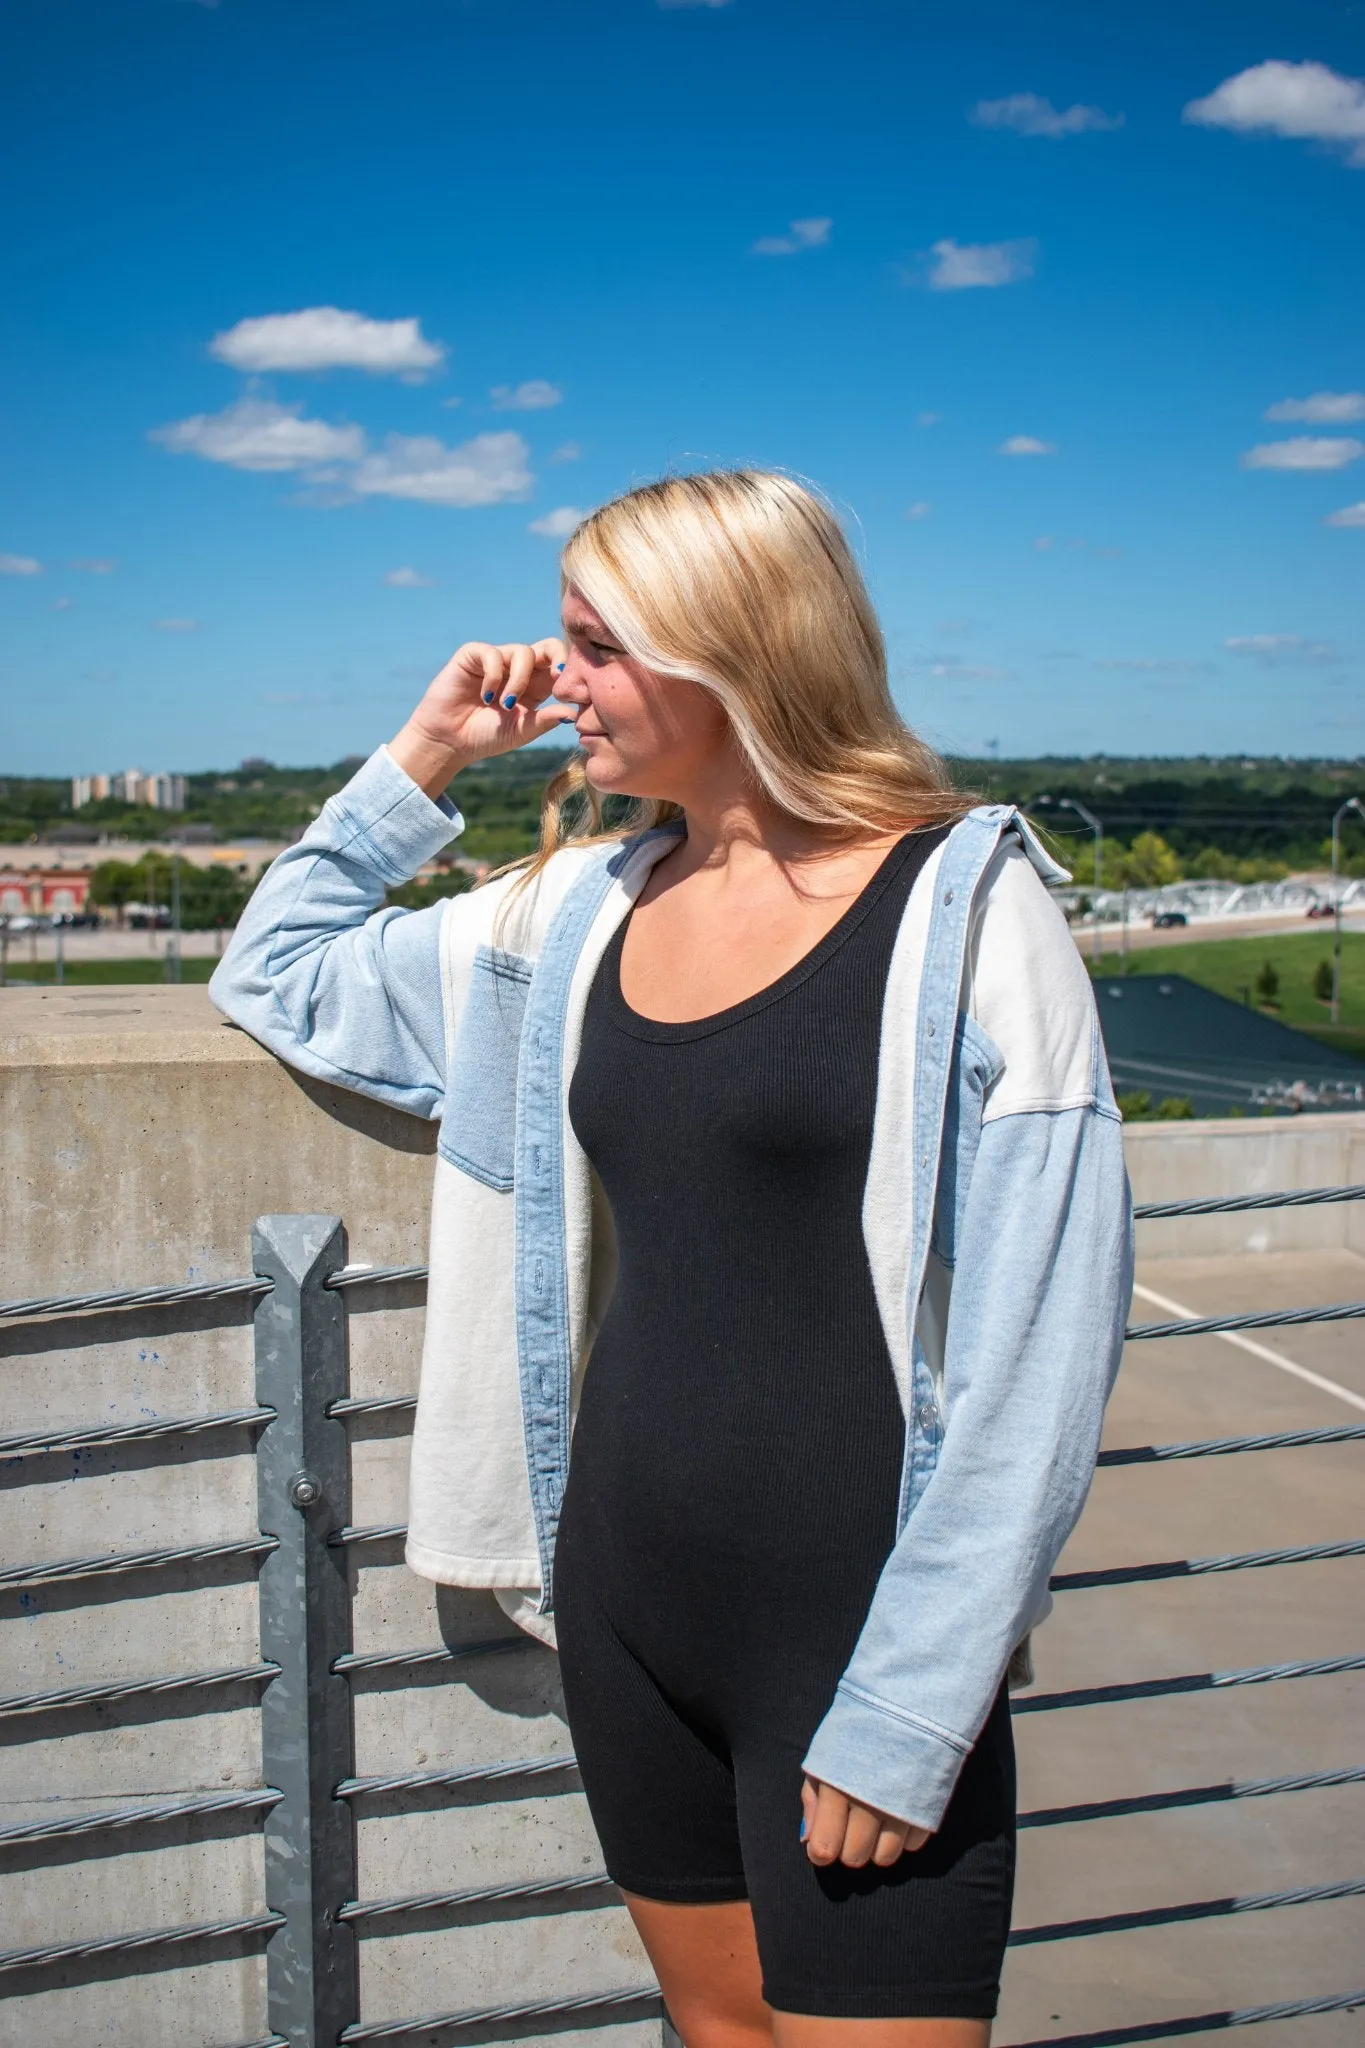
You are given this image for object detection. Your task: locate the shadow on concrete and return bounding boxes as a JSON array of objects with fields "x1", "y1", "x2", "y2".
[{"x1": 286, "y1": 1067, "x2": 439, "y2": 1156}]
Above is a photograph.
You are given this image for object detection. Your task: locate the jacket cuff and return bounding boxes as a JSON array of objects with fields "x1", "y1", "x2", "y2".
[
  {"x1": 801, "y1": 1680, "x2": 971, "y2": 1833},
  {"x1": 324, "y1": 746, "x2": 464, "y2": 885}
]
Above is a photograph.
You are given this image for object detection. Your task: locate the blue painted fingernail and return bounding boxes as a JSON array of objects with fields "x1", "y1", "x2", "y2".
[
  {"x1": 482, "y1": 691, "x2": 494, "y2": 705},
  {"x1": 502, "y1": 694, "x2": 517, "y2": 709},
  {"x1": 555, "y1": 662, "x2": 566, "y2": 674},
  {"x1": 799, "y1": 1818, "x2": 807, "y2": 1841}
]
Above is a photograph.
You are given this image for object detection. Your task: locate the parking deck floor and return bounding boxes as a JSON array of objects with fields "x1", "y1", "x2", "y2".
[{"x1": 999, "y1": 1248, "x2": 1365, "y2": 2045}]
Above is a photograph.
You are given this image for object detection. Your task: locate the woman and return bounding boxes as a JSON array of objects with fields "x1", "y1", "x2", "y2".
[{"x1": 213, "y1": 470, "x2": 1132, "y2": 2048}]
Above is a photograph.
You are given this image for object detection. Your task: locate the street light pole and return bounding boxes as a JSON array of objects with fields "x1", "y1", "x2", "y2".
[
  {"x1": 167, "y1": 852, "x2": 182, "y2": 984},
  {"x1": 1330, "y1": 796, "x2": 1363, "y2": 1026}
]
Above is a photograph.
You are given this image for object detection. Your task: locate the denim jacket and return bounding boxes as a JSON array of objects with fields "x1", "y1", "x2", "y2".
[{"x1": 211, "y1": 746, "x2": 1133, "y2": 1832}]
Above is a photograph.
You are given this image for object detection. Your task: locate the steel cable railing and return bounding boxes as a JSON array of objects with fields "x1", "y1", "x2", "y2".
[
  {"x1": 0, "y1": 1662, "x2": 279, "y2": 1720},
  {"x1": 0, "y1": 1910, "x2": 285, "y2": 1975},
  {"x1": 0, "y1": 1405, "x2": 274, "y2": 1459},
  {"x1": 0, "y1": 1535, "x2": 278, "y2": 1590},
  {"x1": 0, "y1": 1181, "x2": 1360, "y2": 1328},
  {"x1": 0, "y1": 1786, "x2": 282, "y2": 1850},
  {"x1": 0, "y1": 1182, "x2": 1361, "y2": 2045}
]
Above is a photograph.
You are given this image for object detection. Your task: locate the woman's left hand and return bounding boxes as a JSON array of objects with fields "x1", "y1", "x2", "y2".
[{"x1": 800, "y1": 1776, "x2": 931, "y2": 1868}]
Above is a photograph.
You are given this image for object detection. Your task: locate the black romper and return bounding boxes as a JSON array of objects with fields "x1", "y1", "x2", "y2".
[{"x1": 555, "y1": 829, "x2": 1016, "y2": 2021}]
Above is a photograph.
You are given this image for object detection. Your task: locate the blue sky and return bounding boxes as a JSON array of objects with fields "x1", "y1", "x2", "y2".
[{"x1": 2, "y1": 0, "x2": 1363, "y2": 774}]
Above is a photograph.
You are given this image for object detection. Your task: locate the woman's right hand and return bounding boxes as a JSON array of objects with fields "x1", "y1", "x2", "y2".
[{"x1": 388, "y1": 638, "x2": 575, "y2": 798}]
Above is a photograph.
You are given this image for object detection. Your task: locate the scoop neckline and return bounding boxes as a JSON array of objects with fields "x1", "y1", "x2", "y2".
[{"x1": 602, "y1": 830, "x2": 927, "y2": 1043}]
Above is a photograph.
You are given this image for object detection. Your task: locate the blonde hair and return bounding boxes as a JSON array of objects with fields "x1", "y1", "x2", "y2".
[{"x1": 519, "y1": 468, "x2": 975, "y2": 880}]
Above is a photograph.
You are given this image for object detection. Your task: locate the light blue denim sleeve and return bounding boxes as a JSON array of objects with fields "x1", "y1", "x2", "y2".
[
  {"x1": 802, "y1": 1103, "x2": 1133, "y2": 1830},
  {"x1": 208, "y1": 747, "x2": 464, "y2": 1119}
]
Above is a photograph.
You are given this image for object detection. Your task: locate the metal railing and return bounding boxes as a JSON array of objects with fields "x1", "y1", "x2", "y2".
[{"x1": 1, "y1": 1186, "x2": 1362, "y2": 2044}]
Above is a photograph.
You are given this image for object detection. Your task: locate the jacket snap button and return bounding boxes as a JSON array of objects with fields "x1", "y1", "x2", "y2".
[
  {"x1": 943, "y1": 889, "x2": 953, "y2": 904},
  {"x1": 917, "y1": 1404, "x2": 937, "y2": 1430},
  {"x1": 926, "y1": 1020, "x2": 935, "y2": 1037}
]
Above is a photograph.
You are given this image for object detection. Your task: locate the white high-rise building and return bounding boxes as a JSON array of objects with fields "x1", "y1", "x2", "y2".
[{"x1": 71, "y1": 769, "x2": 186, "y2": 810}]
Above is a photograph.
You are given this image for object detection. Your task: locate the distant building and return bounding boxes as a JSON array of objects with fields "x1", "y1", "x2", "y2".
[
  {"x1": 0, "y1": 866, "x2": 93, "y2": 918},
  {"x1": 72, "y1": 769, "x2": 186, "y2": 811},
  {"x1": 1096, "y1": 973, "x2": 1364, "y2": 1116}
]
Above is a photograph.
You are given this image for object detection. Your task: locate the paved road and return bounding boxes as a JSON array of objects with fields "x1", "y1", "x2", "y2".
[
  {"x1": 1000, "y1": 1245, "x2": 1365, "y2": 2045},
  {"x1": 2, "y1": 926, "x2": 227, "y2": 967},
  {"x1": 1080, "y1": 907, "x2": 1365, "y2": 958}
]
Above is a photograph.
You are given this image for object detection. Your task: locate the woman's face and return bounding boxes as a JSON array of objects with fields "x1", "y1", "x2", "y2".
[{"x1": 556, "y1": 587, "x2": 733, "y2": 802}]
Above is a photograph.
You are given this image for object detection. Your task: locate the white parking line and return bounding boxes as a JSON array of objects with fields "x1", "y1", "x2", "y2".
[{"x1": 1131, "y1": 1281, "x2": 1365, "y2": 1414}]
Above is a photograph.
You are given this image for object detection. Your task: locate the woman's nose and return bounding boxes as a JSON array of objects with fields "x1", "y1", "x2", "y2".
[{"x1": 554, "y1": 658, "x2": 591, "y2": 703}]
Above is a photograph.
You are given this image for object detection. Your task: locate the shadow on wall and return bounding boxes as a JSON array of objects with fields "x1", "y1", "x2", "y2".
[{"x1": 285, "y1": 1063, "x2": 440, "y2": 1157}]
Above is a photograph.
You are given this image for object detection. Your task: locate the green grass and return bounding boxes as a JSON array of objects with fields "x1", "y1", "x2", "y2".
[
  {"x1": 1092, "y1": 929, "x2": 1365, "y2": 1063},
  {"x1": 0, "y1": 958, "x2": 218, "y2": 985}
]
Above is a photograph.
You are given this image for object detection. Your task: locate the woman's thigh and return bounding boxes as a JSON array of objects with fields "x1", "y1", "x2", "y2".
[{"x1": 621, "y1": 1893, "x2": 991, "y2": 2048}]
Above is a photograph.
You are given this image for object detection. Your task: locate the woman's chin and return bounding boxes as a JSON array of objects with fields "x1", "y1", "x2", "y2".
[{"x1": 580, "y1": 748, "x2": 627, "y2": 792}]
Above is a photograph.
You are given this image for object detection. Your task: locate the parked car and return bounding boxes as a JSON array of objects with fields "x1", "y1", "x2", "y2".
[
  {"x1": 125, "y1": 904, "x2": 172, "y2": 930},
  {"x1": 1305, "y1": 903, "x2": 1336, "y2": 920},
  {"x1": 1150, "y1": 911, "x2": 1188, "y2": 929},
  {"x1": 50, "y1": 910, "x2": 102, "y2": 929}
]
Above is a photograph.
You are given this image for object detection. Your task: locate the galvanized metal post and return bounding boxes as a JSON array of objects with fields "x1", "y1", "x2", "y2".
[{"x1": 253, "y1": 1214, "x2": 358, "y2": 2046}]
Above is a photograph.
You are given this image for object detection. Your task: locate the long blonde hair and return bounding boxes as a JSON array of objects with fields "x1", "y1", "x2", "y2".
[{"x1": 519, "y1": 469, "x2": 975, "y2": 881}]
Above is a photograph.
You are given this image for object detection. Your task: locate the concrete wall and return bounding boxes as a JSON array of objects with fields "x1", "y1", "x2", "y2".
[
  {"x1": 1124, "y1": 1110, "x2": 1365, "y2": 1258},
  {"x1": 2, "y1": 987, "x2": 1363, "y2": 2044}
]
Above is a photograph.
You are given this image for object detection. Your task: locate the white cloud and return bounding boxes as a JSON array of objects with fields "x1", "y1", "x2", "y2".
[
  {"x1": 210, "y1": 306, "x2": 446, "y2": 376},
  {"x1": 440, "y1": 395, "x2": 464, "y2": 408},
  {"x1": 971, "y1": 92, "x2": 1123, "y2": 138},
  {"x1": 1033, "y1": 535, "x2": 1055, "y2": 550},
  {"x1": 489, "y1": 380, "x2": 564, "y2": 411},
  {"x1": 1241, "y1": 435, "x2": 1363, "y2": 471},
  {"x1": 916, "y1": 656, "x2": 1007, "y2": 680},
  {"x1": 151, "y1": 397, "x2": 366, "y2": 473},
  {"x1": 904, "y1": 501, "x2": 932, "y2": 521},
  {"x1": 548, "y1": 441, "x2": 582, "y2": 464},
  {"x1": 52, "y1": 596, "x2": 74, "y2": 611},
  {"x1": 1094, "y1": 656, "x2": 1213, "y2": 673},
  {"x1": 1000, "y1": 434, "x2": 1056, "y2": 456},
  {"x1": 1184, "y1": 60, "x2": 1365, "y2": 167},
  {"x1": 1266, "y1": 390, "x2": 1365, "y2": 423},
  {"x1": 1226, "y1": 633, "x2": 1336, "y2": 662},
  {"x1": 751, "y1": 217, "x2": 832, "y2": 256},
  {"x1": 1325, "y1": 501, "x2": 1365, "y2": 527},
  {"x1": 916, "y1": 411, "x2": 940, "y2": 427},
  {"x1": 529, "y1": 506, "x2": 586, "y2": 539},
  {"x1": 351, "y1": 430, "x2": 532, "y2": 507},
  {"x1": 155, "y1": 618, "x2": 200, "y2": 632},
  {"x1": 384, "y1": 567, "x2": 437, "y2": 587},
  {"x1": 70, "y1": 557, "x2": 115, "y2": 573},
  {"x1": 0, "y1": 552, "x2": 41, "y2": 575},
  {"x1": 927, "y1": 237, "x2": 1036, "y2": 290}
]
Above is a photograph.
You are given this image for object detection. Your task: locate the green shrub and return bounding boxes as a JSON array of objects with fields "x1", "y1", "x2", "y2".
[
  {"x1": 1313, "y1": 958, "x2": 1334, "y2": 1003},
  {"x1": 1255, "y1": 960, "x2": 1280, "y2": 1006}
]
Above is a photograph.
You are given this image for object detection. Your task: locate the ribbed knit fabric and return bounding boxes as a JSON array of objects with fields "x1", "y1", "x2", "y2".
[{"x1": 556, "y1": 826, "x2": 1016, "y2": 2019}]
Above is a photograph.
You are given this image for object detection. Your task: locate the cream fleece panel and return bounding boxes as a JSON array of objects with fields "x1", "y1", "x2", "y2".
[
  {"x1": 406, "y1": 845, "x2": 612, "y2": 1589},
  {"x1": 404, "y1": 1155, "x2": 541, "y2": 1584},
  {"x1": 967, "y1": 845, "x2": 1101, "y2": 1122},
  {"x1": 860, "y1": 838, "x2": 947, "y2": 1419}
]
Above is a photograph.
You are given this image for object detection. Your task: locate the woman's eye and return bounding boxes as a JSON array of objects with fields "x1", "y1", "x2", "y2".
[{"x1": 590, "y1": 641, "x2": 620, "y2": 659}]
